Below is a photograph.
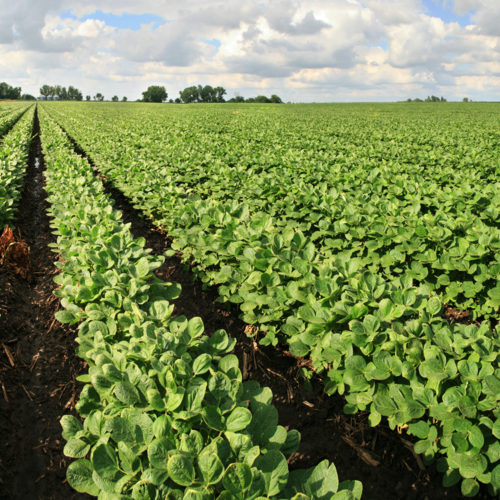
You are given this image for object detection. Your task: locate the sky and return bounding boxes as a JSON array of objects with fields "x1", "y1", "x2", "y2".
[{"x1": 1, "y1": 0, "x2": 499, "y2": 102}]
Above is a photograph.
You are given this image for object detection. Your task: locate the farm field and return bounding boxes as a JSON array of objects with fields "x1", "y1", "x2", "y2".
[{"x1": 1, "y1": 100, "x2": 500, "y2": 500}]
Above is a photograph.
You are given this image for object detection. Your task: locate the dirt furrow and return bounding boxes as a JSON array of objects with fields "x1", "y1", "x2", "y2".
[{"x1": 0, "y1": 108, "x2": 87, "y2": 500}]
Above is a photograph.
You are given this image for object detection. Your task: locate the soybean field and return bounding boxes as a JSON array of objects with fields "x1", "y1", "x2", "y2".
[{"x1": 1, "y1": 100, "x2": 500, "y2": 500}]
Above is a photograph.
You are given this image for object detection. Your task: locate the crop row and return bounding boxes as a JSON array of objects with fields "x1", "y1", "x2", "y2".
[
  {"x1": 0, "y1": 103, "x2": 31, "y2": 141},
  {"x1": 37, "y1": 106, "x2": 361, "y2": 499},
  {"x1": 0, "y1": 104, "x2": 35, "y2": 229},
  {"x1": 40, "y1": 102, "x2": 500, "y2": 496}
]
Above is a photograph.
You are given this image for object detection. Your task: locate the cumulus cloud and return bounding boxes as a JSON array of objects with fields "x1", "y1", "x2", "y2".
[{"x1": 0, "y1": 0, "x2": 499, "y2": 101}]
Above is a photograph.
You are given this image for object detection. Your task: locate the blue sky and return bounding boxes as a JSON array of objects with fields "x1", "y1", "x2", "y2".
[
  {"x1": 60, "y1": 9, "x2": 167, "y2": 31},
  {"x1": 421, "y1": 0, "x2": 473, "y2": 27}
]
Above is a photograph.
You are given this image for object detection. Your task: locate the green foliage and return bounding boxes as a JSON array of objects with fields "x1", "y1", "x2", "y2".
[
  {"x1": 179, "y1": 85, "x2": 226, "y2": 103},
  {"x1": 142, "y1": 86, "x2": 168, "y2": 103},
  {"x1": 0, "y1": 103, "x2": 35, "y2": 229},
  {"x1": 42, "y1": 101, "x2": 500, "y2": 496},
  {"x1": 38, "y1": 105, "x2": 358, "y2": 500},
  {"x1": 0, "y1": 82, "x2": 22, "y2": 100}
]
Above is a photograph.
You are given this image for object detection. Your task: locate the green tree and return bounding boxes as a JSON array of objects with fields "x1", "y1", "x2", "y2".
[
  {"x1": 270, "y1": 94, "x2": 283, "y2": 103},
  {"x1": 68, "y1": 86, "x2": 83, "y2": 101},
  {"x1": 86, "y1": 95, "x2": 91, "y2": 101},
  {"x1": 199, "y1": 85, "x2": 217, "y2": 102},
  {"x1": 22, "y1": 94, "x2": 36, "y2": 100},
  {"x1": 463, "y1": 97, "x2": 469, "y2": 102},
  {"x1": 58, "y1": 87, "x2": 68, "y2": 100},
  {"x1": 122, "y1": 96, "x2": 128, "y2": 102},
  {"x1": 40, "y1": 85, "x2": 52, "y2": 97},
  {"x1": 255, "y1": 95, "x2": 272, "y2": 103},
  {"x1": 142, "y1": 85, "x2": 168, "y2": 103},
  {"x1": 174, "y1": 97, "x2": 181, "y2": 103},
  {"x1": 111, "y1": 95, "x2": 119, "y2": 102},
  {"x1": 214, "y1": 86, "x2": 227, "y2": 102},
  {"x1": 0, "y1": 82, "x2": 22, "y2": 99},
  {"x1": 51, "y1": 85, "x2": 61, "y2": 97},
  {"x1": 94, "y1": 93, "x2": 104, "y2": 101},
  {"x1": 246, "y1": 97, "x2": 256, "y2": 103},
  {"x1": 179, "y1": 86, "x2": 199, "y2": 103}
]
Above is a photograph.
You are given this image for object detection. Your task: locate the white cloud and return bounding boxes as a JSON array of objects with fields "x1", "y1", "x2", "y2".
[{"x1": 0, "y1": 0, "x2": 499, "y2": 101}]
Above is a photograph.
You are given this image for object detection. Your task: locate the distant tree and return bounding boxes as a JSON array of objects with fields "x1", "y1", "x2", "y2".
[
  {"x1": 214, "y1": 86, "x2": 227, "y2": 102},
  {"x1": 440, "y1": 96, "x2": 447, "y2": 102},
  {"x1": 51, "y1": 85, "x2": 61, "y2": 97},
  {"x1": 58, "y1": 87, "x2": 68, "y2": 100},
  {"x1": 179, "y1": 85, "x2": 227, "y2": 103},
  {"x1": 463, "y1": 97, "x2": 469, "y2": 102},
  {"x1": 200, "y1": 85, "x2": 217, "y2": 103},
  {"x1": 270, "y1": 94, "x2": 283, "y2": 103},
  {"x1": 40, "y1": 85, "x2": 52, "y2": 97},
  {"x1": 67, "y1": 86, "x2": 83, "y2": 101},
  {"x1": 0, "y1": 82, "x2": 22, "y2": 99},
  {"x1": 174, "y1": 97, "x2": 181, "y2": 104},
  {"x1": 246, "y1": 97, "x2": 256, "y2": 103},
  {"x1": 22, "y1": 94, "x2": 36, "y2": 100},
  {"x1": 122, "y1": 96, "x2": 128, "y2": 102},
  {"x1": 112, "y1": 95, "x2": 119, "y2": 102},
  {"x1": 414, "y1": 98, "x2": 423, "y2": 102},
  {"x1": 406, "y1": 98, "x2": 412, "y2": 102},
  {"x1": 86, "y1": 95, "x2": 91, "y2": 101},
  {"x1": 94, "y1": 93, "x2": 104, "y2": 101},
  {"x1": 179, "y1": 86, "x2": 199, "y2": 103},
  {"x1": 168, "y1": 98, "x2": 174, "y2": 103},
  {"x1": 142, "y1": 85, "x2": 168, "y2": 103},
  {"x1": 255, "y1": 95, "x2": 269, "y2": 103}
]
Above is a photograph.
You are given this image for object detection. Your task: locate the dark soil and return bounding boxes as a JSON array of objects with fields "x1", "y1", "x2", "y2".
[{"x1": 0, "y1": 109, "x2": 87, "y2": 499}]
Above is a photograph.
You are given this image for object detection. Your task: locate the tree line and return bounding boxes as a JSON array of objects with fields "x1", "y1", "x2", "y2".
[
  {"x1": 40, "y1": 85, "x2": 83, "y2": 101},
  {"x1": 136, "y1": 85, "x2": 283, "y2": 104},
  {"x1": 0, "y1": 82, "x2": 28, "y2": 100}
]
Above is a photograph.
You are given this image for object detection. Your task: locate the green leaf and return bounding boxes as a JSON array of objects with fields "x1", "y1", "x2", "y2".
[
  {"x1": 193, "y1": 353, "x2": 212, "y2": 375},
  {"x1": 226, "y1": 407, "x2": 252, "y2": 432},
  {"x1": 114, "y1": 382, "x2": 140, "y2": 405},
  {"x1": 167, "y1": 455, "x2": 195, "y2": 487},
  {"x1": 60, "y1": 415, "x2": 83, "y2": 441},
  {"x1": 55, "y1": 310, "x2": 76, "y2": 324},
  {"x1": 461, "y1": 478, "x2": 480, "y2": 497},
  {"x1": 203, "y1": 406, "x2": 224, "y2": 431},
  {"x1": 66, "y1": 459, "x2": 99, "y2": 495},
  {"x1": 198, "y1": 453, "x2": 225, "y2": 485},
  {"x1": 223, "y1": 463, "x2": 253, "y2": 494},
  {"x1": 281, "y1": 429, "x2": 301, "y2": 455},
  {"x1": 373, "y1": 396, "x2": 397, "y2": 416},
  {"x1": 303, "y1": 459, "x2": 339, "y2": 499},
  {"x1": 64, "y1": 439, "x2": 91, "y2": 458},
  {"x1": 255, "y1": 450, "x2": 289, "y2": 496},
  {"x1": 91, "y1": 444, "x2": 119, "y2": 479},
  {"x1": 458, "y1": 396, "x2": 477, "y2": 419},
  {"x1": 148, "y1": 437, "x2": 175, "y2": 470}
]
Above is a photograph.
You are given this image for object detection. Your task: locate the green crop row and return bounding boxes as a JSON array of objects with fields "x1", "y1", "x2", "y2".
[
  {"x1": 41, "y1": 102, "x2": 500, "y2": 496},
  {"x1": 0, "y1": 104, "x2": 35, "y2": 229},
  {"x1": 38, "y1": 107, "x2": 361, "y2": 500},
  {"x1": 0, "y1": 103, "x2": 31, "y2": 141}
]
